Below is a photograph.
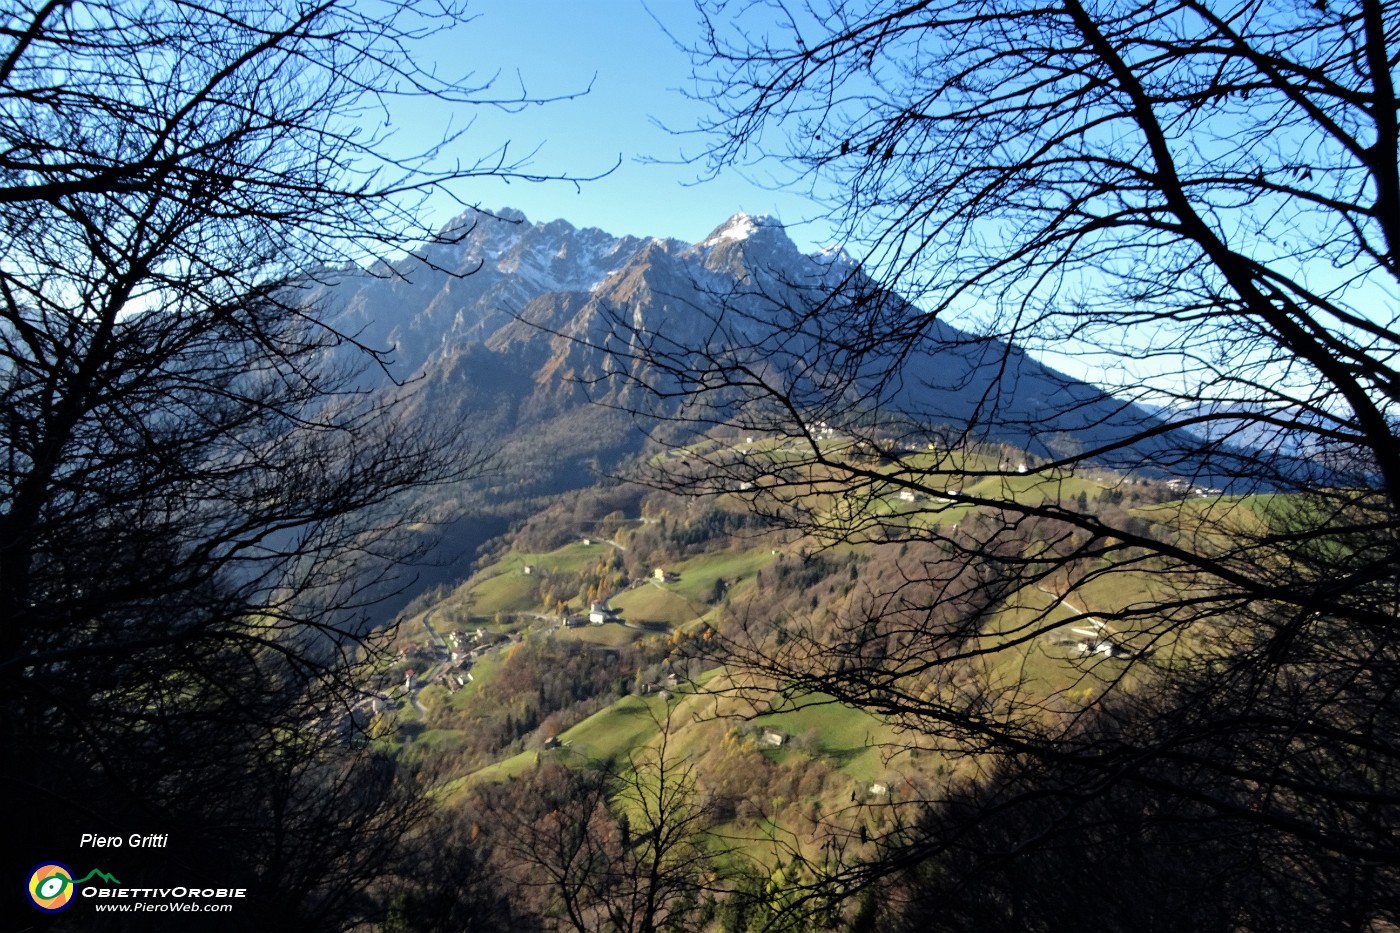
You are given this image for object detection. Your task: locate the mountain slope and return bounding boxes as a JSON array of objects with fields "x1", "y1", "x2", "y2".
[{"x1": 308, "y1": 207, "x2": 1191, "y2": 505}]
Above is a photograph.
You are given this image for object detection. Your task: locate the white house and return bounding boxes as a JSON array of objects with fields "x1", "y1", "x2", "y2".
[{"x1": 588, "y1": 603, "x2": 622, "y2": 625}]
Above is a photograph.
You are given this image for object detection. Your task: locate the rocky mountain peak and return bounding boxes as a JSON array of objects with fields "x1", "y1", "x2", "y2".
[
  {"x1": 308, "y1": 206, "x2": 1172, "y2": 483},
  {"x1": 700, "y1": 212, "x2": 780, "y2": 247}
]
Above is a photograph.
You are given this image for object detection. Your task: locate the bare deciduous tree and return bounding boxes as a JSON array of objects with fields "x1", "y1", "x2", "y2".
[
  {"x1": 603, "y1": 0, "x2": 1400, "y2": 924},
  {"x1": 0, "y1": 0, "x2": 586, "y2": 926},
  {"x1": 489, "y1": 718, "x2": 722, "y2": 933}
]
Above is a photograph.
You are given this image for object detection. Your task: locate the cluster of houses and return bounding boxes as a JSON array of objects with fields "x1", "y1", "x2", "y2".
[
  {"x1": 392, "y1": 626, "x2": 510, "y2": 696},
  {"x1": 893, "y1": 487, "x2": 953, "y2": 503},
  {"x1": 790, "y1": 421, "x2": 838, "y2": 442},
  {"x1": 1165, "y1": 478, "x2": 1224, "y2": 498},
  {"x1": 447, "y1": 627, "x2": 516, "y2": 677}
]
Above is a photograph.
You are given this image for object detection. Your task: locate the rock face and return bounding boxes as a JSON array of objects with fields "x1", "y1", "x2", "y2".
[
  {"x1": 306, "y1": 207, "x2": 1195, "y2": 621},
  {"x1": 308, "y1": 208, "x2": 831, "y2": 395},
  {"x1": 306, "y1": 207, "x2": 1177, "y2": 498}
]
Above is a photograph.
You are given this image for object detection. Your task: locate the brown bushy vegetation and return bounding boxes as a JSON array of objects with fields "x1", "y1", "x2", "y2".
[{"x1": 408, "y1": 637, "x2": 671, "y2": 772}]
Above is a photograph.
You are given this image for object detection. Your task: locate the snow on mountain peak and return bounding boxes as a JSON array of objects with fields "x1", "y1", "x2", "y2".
[{"x1": 701, "y1": 212, "x2": 779, "y2": 247}]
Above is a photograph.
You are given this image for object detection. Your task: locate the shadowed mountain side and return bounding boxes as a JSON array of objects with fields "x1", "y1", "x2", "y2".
[
  {"x1": 500, "y1": 215, "x2": 1223, "y2": 485},
  {"x1": 301, "y1": 209, "x2": 1262, "y2": 626},
  {"x1": 310, "y1": 208, "x2": 1197, "y2": 466}
]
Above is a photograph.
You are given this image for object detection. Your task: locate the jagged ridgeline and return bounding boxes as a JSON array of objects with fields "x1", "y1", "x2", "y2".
[
  {"x1": 303, "y1": 208, "x2": 1184, "y2": 609},
  {"x1": 310, "y1": 208, "x2": 1171, "y2": 459}
]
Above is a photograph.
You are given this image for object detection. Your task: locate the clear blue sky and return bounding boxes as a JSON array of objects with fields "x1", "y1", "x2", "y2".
[{"x1": 393, "y1": 0, "x2": 835, "y2": 250}]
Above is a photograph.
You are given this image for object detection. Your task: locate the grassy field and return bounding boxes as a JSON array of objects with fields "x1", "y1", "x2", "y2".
[
  {"x1": 670, "y1": 548, "x2": 775, "y2": 601},
  {"x1": 463, "y1": 570, "x2": 539, "y2": 615},
  {"x1": 611, "y1": 547, "x2": 775, "y2": 626},
  {"x1": 751, "y1": 697, "x2": 907, "y2": 782},
  {"x1": 553, "y1": 623, "x2": 648, "y2": 647},
  {"x1": 442, "y1": 747, "x2": 549, "y2": 796},
  {"x1": 556, "y1": 692, "x2": 672, "y2": 762},
  {"x1": 498, "y1": 540, "x2": 610, "y2": 574},
  {"x1": 461, "y1": 659, "x2": 921, "y2": 789},
  {"x1": 407, "y1": 441, "x2": 1248, "y2": 868},
  {"x1": 611, "y1": 584, "x2": 701, "y2": 626},
  {"x1": 406, "y1": 727, "x2": 467, "y2": 755},
  {"x1": 457, "y1": 540, "x2": 614, "y2": 616}
]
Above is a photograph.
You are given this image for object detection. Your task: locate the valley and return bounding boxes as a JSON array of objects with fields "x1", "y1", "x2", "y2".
[
  {"x1": 282, "y1": 207, "x2": 1292, "y2": 926},
  {"x1": 358, "y1": 425, "x2": 1227, "y2": 903},
  {"x1": 10, "y1": 2, "x2": 1395, "y2": 927}
]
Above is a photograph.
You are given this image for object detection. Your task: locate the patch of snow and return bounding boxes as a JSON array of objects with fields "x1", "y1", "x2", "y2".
[
  {"x1": 701, "y1": 212, "x2": 776, "y2": 247},
  {"x1": 818, "y1": 243, "x2": 853, "y2": 263}
]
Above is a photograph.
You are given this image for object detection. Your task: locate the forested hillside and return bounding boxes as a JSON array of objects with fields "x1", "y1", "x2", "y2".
[{"x1": 363, "y1": 435, "x2": 1262, "y2": 931}]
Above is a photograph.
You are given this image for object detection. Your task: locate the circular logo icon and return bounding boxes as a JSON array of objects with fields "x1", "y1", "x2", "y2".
[{"x1": 27, "y1": 862, "x2": 75, "y2": 912}]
